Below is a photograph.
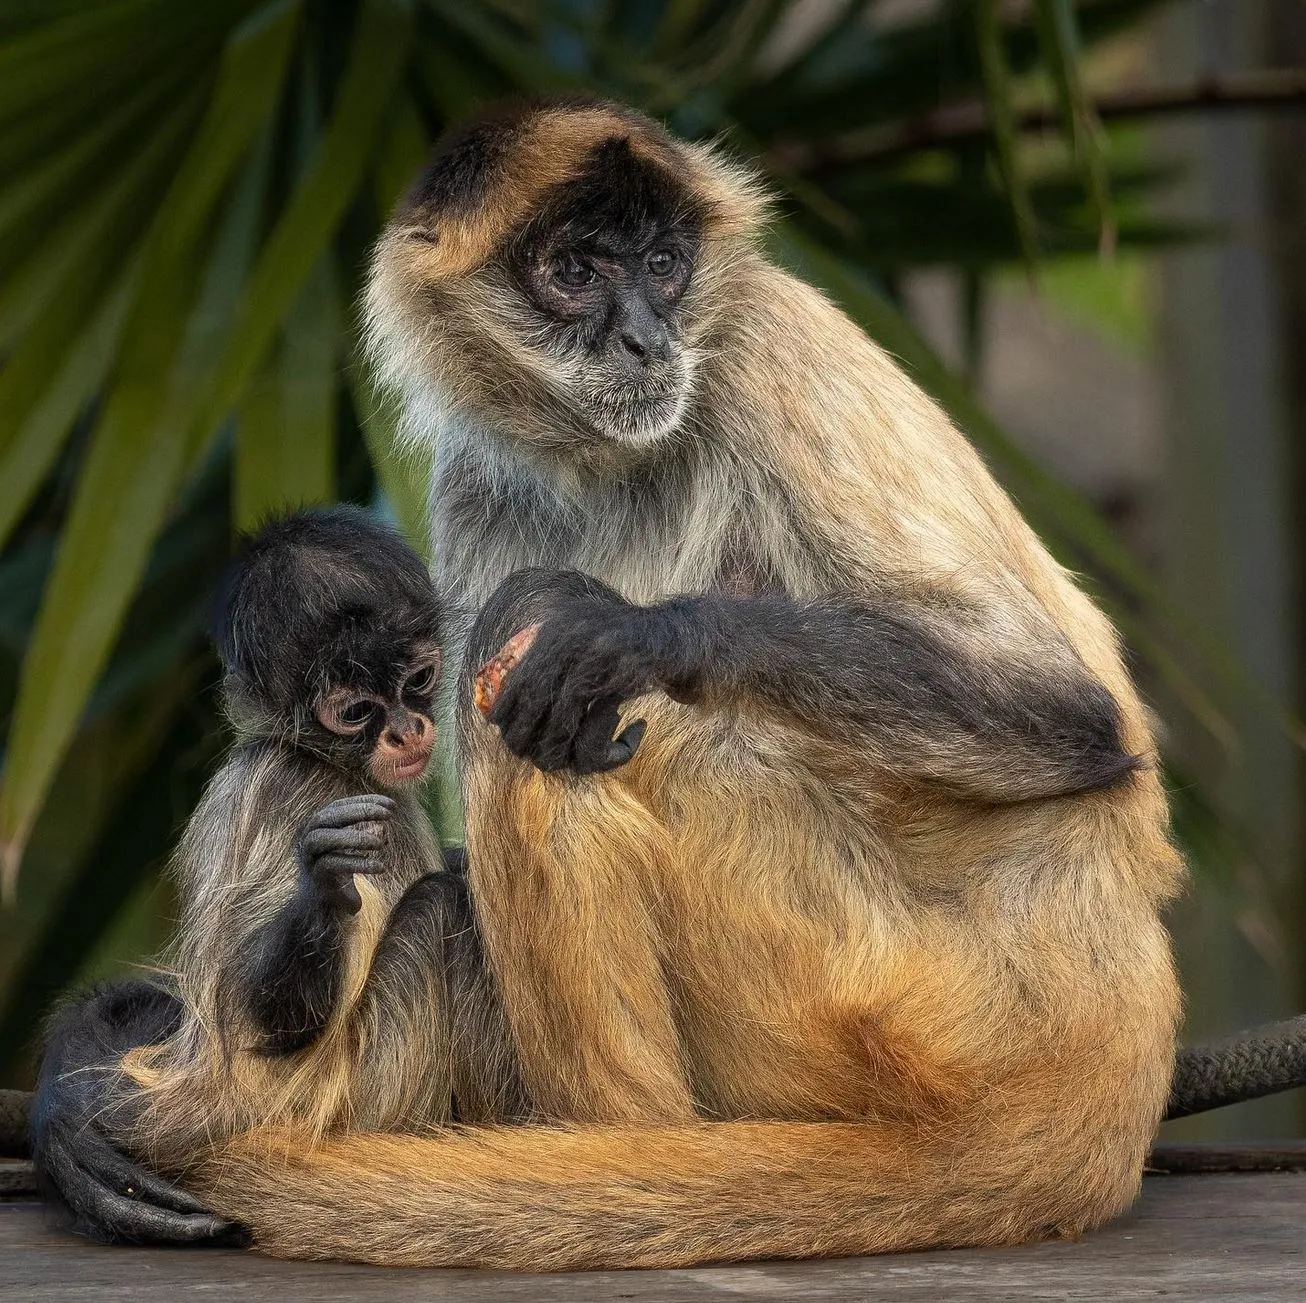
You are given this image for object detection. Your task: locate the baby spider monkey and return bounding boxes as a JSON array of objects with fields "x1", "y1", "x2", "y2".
[
  {"x1": 118, "y1": 507, "x2": 523, "y2": 1177},
  {"x1": 217, "y1": 506, "x2": 444, "y2": 1061}
]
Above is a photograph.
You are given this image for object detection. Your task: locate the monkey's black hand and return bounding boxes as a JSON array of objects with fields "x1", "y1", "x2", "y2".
[
  {"x1": 295, "y1": 795, "x2": 394, "y2": 914},
  {"x1": 488, "y1": 594, "x2": 693, "y2": 775}
]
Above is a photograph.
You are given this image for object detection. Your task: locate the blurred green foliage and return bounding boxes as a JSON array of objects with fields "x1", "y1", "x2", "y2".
[{"x1": 0, "y1": 0, "x2": 1258, "y2": 1081}]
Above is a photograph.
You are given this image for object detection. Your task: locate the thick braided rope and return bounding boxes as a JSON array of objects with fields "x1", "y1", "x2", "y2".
[
  {"x1": 0, "y1": 1089, "x2": 30, "y2": 1160},
  {"x1": 1165, "y1": 1015, "x2": 1306, "y2": 1120}
]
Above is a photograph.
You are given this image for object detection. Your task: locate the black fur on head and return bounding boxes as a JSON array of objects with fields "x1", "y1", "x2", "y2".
[
  {"x1": 506, "y1": 137, "x2": 703, "y2": 312},
  {"x1": 404, "y1": 97, "x2": 538, "y2": 218},
  {"x1": 214, "y1": 506, "x2": 442, "y2": 752},
  {"x1": 511, "y1": 135, "x2": 703, "y2": 267},
  {"x1": 402, "y1": 95, "x2": 661, "y2": 221}
]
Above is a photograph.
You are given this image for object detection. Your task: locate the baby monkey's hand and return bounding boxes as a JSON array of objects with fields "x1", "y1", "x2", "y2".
[{"x1": 294, "y1": 794, "x2": 395, "y2": 915}]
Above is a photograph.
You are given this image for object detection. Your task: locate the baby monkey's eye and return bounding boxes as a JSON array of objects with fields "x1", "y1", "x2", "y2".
[
  {"x1": 338, "y1": 700, "x2": 376, "y2": 727},
  {"x1": 404, "y1": 662, "x2": 439, "y2": 696},
  {"x1": 553, "y1": 252, "x2": 597, "y2": 288},
  {"x1": 318, "y1": 693, "x2": 379, "y2": 736},
  {"x1": 646, "y1": 249, "x2": 678, "y2": 277}
]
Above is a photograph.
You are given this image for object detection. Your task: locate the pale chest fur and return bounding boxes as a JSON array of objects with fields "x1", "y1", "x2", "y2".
[{"x1": 427, "y1": 413, "x2": 836, "y2": 619}]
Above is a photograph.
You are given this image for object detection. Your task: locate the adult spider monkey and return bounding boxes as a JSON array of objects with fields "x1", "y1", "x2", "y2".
[{"x1": 38, "y1": 100, "x2": 1186, "y2": 1267}]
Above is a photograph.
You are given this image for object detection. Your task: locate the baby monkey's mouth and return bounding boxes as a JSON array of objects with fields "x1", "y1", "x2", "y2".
[{"x1": 371, "y1": 744, "x2": 434, "y2": 787}]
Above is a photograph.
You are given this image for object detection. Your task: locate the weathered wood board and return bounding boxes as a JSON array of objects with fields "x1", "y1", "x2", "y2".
[{"x1": 1, "y1": 1172, "x2": 1302, "y2": 1301}]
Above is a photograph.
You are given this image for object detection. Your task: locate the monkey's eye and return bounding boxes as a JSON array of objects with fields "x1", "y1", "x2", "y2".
[
  {"x1": 404, "y1": 663, "x2": 439, "y2": 697},
  {"x1": 646, "y1": 249, "x2": 678, "y2": 277},
  {"x1": 319, "y1": 694, "x2": 379, "y2": 735},
  {"x1": 338, "y1": 700, "x2": 376, "y2": 728},
  {"x1": 552, "y1": 253, "x2": 597, "y2": 288}
]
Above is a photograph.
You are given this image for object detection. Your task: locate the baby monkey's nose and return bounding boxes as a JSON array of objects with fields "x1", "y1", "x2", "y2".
[{"x1": 381, "y1": 709, "x2": 434, "y2": 753}]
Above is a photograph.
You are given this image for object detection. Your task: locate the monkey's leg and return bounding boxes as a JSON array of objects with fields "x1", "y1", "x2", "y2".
[
  {"x1": 437, "y1": 862, "x2": 533, "y2": 1124},
  {"x1": 32, "y1": 981, "x2": 242, "y2": 1245},
  {"x1": 345, "y1": 868, "x2": 530, "y2": 1129},
  {"x1": 458, "y1": 570, "x2": 695, "y2": 1124}
]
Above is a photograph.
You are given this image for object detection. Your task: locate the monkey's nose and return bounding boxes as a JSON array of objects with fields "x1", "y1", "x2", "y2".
[
  {"x1": 381, "y1": 710, "x2": 433, "y2": 753},
  {"x1": 618, "y1": 321, "x2": 669, "y2": 368}
]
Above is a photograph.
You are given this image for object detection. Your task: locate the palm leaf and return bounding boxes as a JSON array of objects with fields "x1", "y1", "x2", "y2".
[
  {"x1": 974, "y1": 0, "x2": 1038, "y2": 267},
  {"x1": 0, "y1": 262, "x2": 140, "y2": 552},
  {"x1": 0, "y1": 6, "x2": 297, "y2": 892},
  {"x1": 182, "y1": 0, "x2": 410, "y2": 462},
  {"x1": 1032, "y1": 0, "x2": 1115, "y2": 253},
  {"x1": 0, "y1": 661, "x2": 220, "y2": 1074},
  {"x1": 0, "y1": 68, "x2": 190, "y2": 270},
  {"x1": 234, "y1": 254, "x2": 340, "y2": 529},
  {"x1": 0, "y1": 101, "x2": 197, "y2": 354}
]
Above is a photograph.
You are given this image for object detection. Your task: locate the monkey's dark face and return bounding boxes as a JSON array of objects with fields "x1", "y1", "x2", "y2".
[
  {"x1": 217, "y1": 507, "x2": 445, "y2": 789},
  {"x1": 506, "y1": 140, "x2": 702, "y2": 446},
  {"x1": 314, "y1": 646, "x2": 441, "y2": 789}
]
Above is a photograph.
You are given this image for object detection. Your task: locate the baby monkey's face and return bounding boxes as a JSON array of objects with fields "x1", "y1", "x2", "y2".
[{"x1": 316, "y1": 649, "x2": 441, "y2": 789}]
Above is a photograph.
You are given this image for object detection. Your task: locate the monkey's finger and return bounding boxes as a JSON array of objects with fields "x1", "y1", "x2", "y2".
[
  {"x1": 44, "y1": 1139, "x2": 246, "y2": 1245},
  {"x1": 488, "y1": 638, "x2": 571, "y2": 758},
  {"x1": 580, "y1": 716, "x2": 647, "y2": 775},
  {"x1": 300, "y1": 824, "x2": 388, "y2": 857},
  {"x1": 568, "y1": 695, "x2": 623, "y2": 774},
  {"x1": 66, "y1": 1130, "x2": 216, "y2": 1216},
  {"x1": 492, "y1": 683, "x2": 558, "y2": 765},
  {"x1": 316, "y1": 793, "x2": 396, "y2": 813},
  {"x1": 611, "y1": 718, "x2": 647, "y2": 765},
  {"x1": 533, "y1": 686, "x2": 593, "y2": 773},
  {"x1": 306, "y1": 795, "x2": 396, "y2": 829}
]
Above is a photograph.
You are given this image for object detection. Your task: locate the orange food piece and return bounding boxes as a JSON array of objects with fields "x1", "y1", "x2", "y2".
[{"x1": 473, "y1": 624, "x2": 540, "y2": 716}]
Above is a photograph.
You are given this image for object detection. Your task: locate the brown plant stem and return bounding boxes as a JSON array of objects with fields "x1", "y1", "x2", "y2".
[{"x1": 772, "y1": 69, "x2": 1306, "y2": 175}]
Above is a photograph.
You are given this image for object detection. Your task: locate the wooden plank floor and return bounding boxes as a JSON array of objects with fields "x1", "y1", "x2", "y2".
[{"x1": 1, "y1": 1172, "x2": 1303, "y2": 1301}]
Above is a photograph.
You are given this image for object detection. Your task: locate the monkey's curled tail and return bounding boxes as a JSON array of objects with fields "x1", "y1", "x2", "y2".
[{"x1": 186, "y1": 1120, "x2": 1140, "y2": 1271}]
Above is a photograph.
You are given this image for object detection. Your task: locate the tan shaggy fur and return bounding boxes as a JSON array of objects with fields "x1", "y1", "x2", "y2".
[{"x1": 120, "y1": 747, "x2": 465, "y2": 1169}]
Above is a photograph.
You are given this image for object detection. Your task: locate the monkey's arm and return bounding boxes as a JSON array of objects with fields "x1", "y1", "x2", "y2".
[
  {"x1": 241, "y1": 795, "x2": 395, "y2": 1055},
  {"x1": 32, "y1": 981, "x2": 243, "y2": 1244},
  {"x1": 481, "y1": 572, "x2": 1137, "y2": 804}
]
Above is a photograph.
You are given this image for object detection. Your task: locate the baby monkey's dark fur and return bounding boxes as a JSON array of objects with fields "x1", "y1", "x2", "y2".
[
  {"x1": 216, "y1": 509, "x2": 443, "y2": 1057},
  {"x1": 101, "y1": 509, "x2": 522, "y2": 1184}
]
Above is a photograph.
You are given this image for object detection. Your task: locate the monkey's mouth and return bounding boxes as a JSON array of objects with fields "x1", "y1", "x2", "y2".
[
  {"x1": 370, "y1": 747, "x2": 434, "y2": 787},
  {"x1": 583, "y1": 374, "x2": 689, "y2": 444}
]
